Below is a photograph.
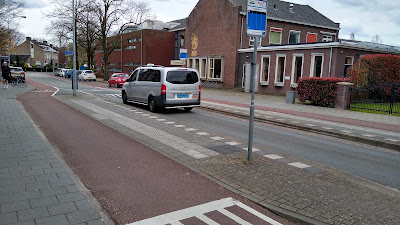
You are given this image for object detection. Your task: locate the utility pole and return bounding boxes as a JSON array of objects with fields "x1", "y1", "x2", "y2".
[{"x1": 72, "y1": 0, "x2": 77, "y2": 96}]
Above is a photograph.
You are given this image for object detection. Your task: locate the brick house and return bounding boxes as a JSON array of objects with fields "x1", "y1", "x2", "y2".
[
  {"x1": 94, "y1": 28, "x2": 175, "y2": 75},
  {"x1": 12, "y1": 37, "x2": 59, "y2": 67},
  {"x1": 184, "y1": 0, "x2": 340, "y2": 88}
]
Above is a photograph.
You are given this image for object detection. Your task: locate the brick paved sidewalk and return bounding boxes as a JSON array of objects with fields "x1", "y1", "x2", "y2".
[{"x1": 0, "y1": 86, "x2": 111, "y2": 225}]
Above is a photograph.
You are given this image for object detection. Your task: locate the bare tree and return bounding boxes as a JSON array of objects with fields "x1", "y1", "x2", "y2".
[
  {"x1": 125, "y1": 0, "x2": 155, "y2": 24},
  {"x1": 349, "y1": 32, "x2": 355, "y2": 41},
  {"x1": 0, "y1": 0, "x2": 25, "y2": 24},
  {"x1": 371, "y1": 34, "x2": 383, "y2": 44}
]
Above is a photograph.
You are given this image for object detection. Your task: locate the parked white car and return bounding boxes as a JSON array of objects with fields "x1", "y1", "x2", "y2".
[
  {"x1": 122, "y1": 64, "x2": 201, "y2": 112},
  {"x1": 56, "y1": 68, "x2": 67, "y2": 77},
  {"x1": 78, "y1": 70, "x2": 96, "y2": 81}
]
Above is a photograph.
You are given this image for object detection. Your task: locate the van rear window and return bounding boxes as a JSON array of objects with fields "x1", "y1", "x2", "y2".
[{"x1": 166, "y1": 71, "x2": 199, "y2": 84}]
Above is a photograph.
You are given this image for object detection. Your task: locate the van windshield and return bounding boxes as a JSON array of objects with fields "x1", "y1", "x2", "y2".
[{"x1": 166, "y1": 71, "x2": 199, "y2": 84}]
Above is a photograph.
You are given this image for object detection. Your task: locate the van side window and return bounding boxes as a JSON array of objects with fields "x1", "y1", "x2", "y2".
[
  {"x1": 147, "y1": 70, "x2": 161, "y2": 82},
  {"x1": 129, "y1": 70, "x2": 138, "y2": 81},
  {"x1": 138, "y1": 69, "x2": 149, "y2": 81}
]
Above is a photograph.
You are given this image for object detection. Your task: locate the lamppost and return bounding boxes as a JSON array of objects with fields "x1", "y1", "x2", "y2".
[
  {"x1": 7, "y1": 16, "x2": 26, "y2": 64},
  {"x1": 72, "y1": 0, "x2": 77, "y2": 96}
]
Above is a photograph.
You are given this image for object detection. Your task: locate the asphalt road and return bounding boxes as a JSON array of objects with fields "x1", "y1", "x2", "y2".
[
  {"x1": 19, "y1": 76, "x2": 294, "y2": 225},
  {"x1": 28, "y1": 72, "x2": 400, "y2": 190}
]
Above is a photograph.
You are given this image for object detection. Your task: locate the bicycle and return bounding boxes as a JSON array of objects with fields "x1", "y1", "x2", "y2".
[{"x1": 11, "y1": 75, "x2": 26, "y2": 88}]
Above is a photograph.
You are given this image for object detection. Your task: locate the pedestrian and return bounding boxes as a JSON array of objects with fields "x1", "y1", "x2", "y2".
[{"x1": 2, "y1": 62, "x2": 10, "y2": 89}]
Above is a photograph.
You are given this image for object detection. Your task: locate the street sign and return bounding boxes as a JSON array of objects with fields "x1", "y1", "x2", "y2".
[
  {"x1": 247, "y1": 0, "x2": 268, "y2": 37},
  {"x1": 179, "y1": 49, "x2": 187, "y2": 60},
  {"x1": 65, "y1": 50, "x2": 73, "y2": 56},
  {"x1": 170, "y1": 60, "x2": 185, "y2": 66}
]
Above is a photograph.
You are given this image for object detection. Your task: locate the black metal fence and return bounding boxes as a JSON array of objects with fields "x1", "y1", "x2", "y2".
[{"x1": 350, "y1": 83, "x2": 400, "y2": 115}]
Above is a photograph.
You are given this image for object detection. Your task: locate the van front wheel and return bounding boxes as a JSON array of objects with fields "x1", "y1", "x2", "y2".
[{"x1": 122, "y1": 92, "x2": 128, "y2": 104}]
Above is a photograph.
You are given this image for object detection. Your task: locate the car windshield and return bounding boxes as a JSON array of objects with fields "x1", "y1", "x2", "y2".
[
  {"x1": 166, "y1": 71, "x2": 199, "y2": 84},
  {"x1": 85, "y1": 71, "x2": 93, "y2": 74},
  {"x1": 11, "y1": 68, "x2": 23, "y2": 72},
  {"x1": 119, "y1": 74, "x2": 129, "y2": 78}
]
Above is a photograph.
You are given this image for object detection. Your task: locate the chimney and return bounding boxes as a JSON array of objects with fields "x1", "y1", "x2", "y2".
[
  {"x1": 26, "y1": 37, "x2": 31, "y2": 42},
  {"x1": 43, "y1": 41, "x2": 48, "y2": 45},
  {"x1": 289, "y1": 4, "x2": 294, "y2": 13}
]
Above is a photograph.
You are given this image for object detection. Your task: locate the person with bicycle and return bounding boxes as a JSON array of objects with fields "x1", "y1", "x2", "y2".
[{"x1": 2, "y1": 62, "x2": 11, "y2": 89}]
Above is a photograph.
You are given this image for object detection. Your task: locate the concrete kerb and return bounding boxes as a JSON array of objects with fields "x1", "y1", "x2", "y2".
[
  {"x1": 199, "y1": 105, "x2": 400, "y2": 152},
  {"x1": 17, "y1": 93, "x2": 115, "y2": 225}
]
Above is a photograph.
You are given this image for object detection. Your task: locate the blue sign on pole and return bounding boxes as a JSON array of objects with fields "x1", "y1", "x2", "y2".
[
  {"x1": 247, "y1": 0, "x2": 268, "y2": 37},
  {"x1": 65, "y1": 50, "x2": 73, "y2": 55}
]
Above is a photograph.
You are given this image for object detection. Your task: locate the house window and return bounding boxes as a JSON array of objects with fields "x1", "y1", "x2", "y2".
[
  {"x1": 289, "y1": 31, "x2": 300, "y2": 44},
  {"x1": 275, "y1": 55, "x2": 286, "y2": 86},
  {"x1": 310, "y1": 53, "x2": 324, "y2": 77},
  {"x1": 249, "y1": 37, "x2": 262, "y2": 47},
  {"x1": 322, "y1": 35, "x2": 333, "y2": 42},
  {"x1": 199, "y1": 58, "x2": 207, "y2": 79},
  {"x1": 307, "y1": 33, "x2": 318, "y2": 43},
  {"x1": 291, "y1": 54, "x2": 304, "y2": 87},
  {"x1": 179, "y1": 34, "x2": 184, "y2": 47},
  {"x1": 344, "y1": 56, "x2": 354, "y2": 77},
  {"x1": 187, "y1": 58, "x2": 192, "y2": 68},
  {"x1": 269, "y1": 28, "x2": 282, "y2": 44},
  {"x1": 260, "y1": 55, "x2": 270, "y2": 85},
  {"x1": 208, "y1": 57, "x2": 223, "y2": 80}
]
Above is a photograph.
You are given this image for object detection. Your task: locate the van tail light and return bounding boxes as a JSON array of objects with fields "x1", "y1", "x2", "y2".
[
  {"x1": 161, "y1": 84, "x2": 166, "y2": 94},
  {"x1": 199, "y1": 85, "x2": 201, "y2": 93}
]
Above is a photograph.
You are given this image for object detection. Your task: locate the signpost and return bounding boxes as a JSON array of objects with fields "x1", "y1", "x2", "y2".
[
  {"x1": 65, "y1": 50, "x2": 73, "y2": 56},
  {"x1": 179, "y1": 49, "x2": 187, "y2": 60},
  {"x1": 246, "y1": 0, "x2": 267, "y2": 161}
]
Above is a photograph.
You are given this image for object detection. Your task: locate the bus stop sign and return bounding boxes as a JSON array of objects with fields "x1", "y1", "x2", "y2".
[{"x1": 247, "y1": 0, "x2": 267, "y2": 37}]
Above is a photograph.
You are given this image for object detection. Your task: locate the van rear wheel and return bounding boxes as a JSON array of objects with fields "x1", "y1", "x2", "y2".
[{"x1": 149, "y1": 98, "x2": 158, "y2": 112}]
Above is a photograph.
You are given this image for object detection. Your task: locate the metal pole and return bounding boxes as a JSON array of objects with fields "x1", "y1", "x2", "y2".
[
  {"x1": 8, "y1": 23, "x2": 10, "y2": 64},
  {"x1": 72, "y1": 0, "x2": 77, "y2": 96},
  {"x1": 247, "y1": 36, "x2": 258, "y2": 162}
]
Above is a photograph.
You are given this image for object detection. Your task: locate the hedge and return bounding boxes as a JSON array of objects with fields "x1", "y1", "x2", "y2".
[{"x1": 296, "y1": 77, "x2": 350, "y2": 107}]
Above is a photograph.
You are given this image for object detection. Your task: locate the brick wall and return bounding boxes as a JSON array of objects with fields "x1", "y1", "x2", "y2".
[{"x1": 185, "y1": 0, "x2": 242, "y2": 88}]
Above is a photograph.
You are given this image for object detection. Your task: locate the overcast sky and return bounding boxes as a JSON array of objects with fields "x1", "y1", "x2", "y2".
[{"x1": 20, "y1": 0, "x2": 399, "y2": 46}]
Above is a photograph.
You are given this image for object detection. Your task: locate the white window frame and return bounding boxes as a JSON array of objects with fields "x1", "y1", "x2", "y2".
[
  {"x1": 306, "y1": 32, "x2": 318, "y2": 43},
  {"x1": 187, "y1": 58, "x2": 193, "y2": 68},
  {"x1": 288, "y1": 30, "x2": 301, "y2": 44},
  {"x1": 274, "y1": 54, "x2": 286, "y2": 86},
  {"x1": 208, "y1": 56, "x2": 224, "y2": 81},
  {"x1": 269, "y1": 27, "x2": 282, "y2": 45},
  {"x1": 290, "y1": 53, "x2": 304, "y2": 88},
  {"x1": 322, "y1": 35, "x2": 333, "y2": 42},
  {"x1": 249, "y1": 37, "x2": 262, "y2": 47},
  {"x1": 310, "y1": 53, "x2": 324, "y2": 78},
  {"x1": 260, "y1": 55, "x2": 271, "y2": 85},
  {"x1": 345, "y1": 56, "x2": 354, "y2": 66},
  {"x1": 198, "y1": 57, "x2": 207, "y2": 80}
]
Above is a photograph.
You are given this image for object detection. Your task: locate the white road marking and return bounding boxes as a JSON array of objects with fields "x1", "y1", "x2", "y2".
[
  {"x1": 341, "y1": 130, "x2": 353, "y2": 133},
  {"x1": 135, "y1": 112, "x2": 143, "y2": 114},
  {"x1": 210, "y1": 136, "x2": 225, "y2": 141},
  {"x1": 165, "y1": 121, "x2": 176, "y2": 124},
  {"x1": 225, "y1": 141, "x2": 240, "y2": 146},
  {"x1": 174, "y1": 125, "x2": 186, "y2": 128},
  {"x1": 385, "y1": 138, "x2": 399, "y2": 142},
  {"x1": 322, "y1": 127, "x2": 334, "y2": 130},
  {"x1": 185, "y1": 128, "x2": 197, "y2": 132},
  {"x1": 305, "y1": 124, "x2": 316, "y2": 127},
  {"x1": 127, "y1": 197, "x2": 283, "y2": 225},
  {"x1": 149, "y1": 116, "x2": 158, "y2": 119},
  {"x1": 156, "y1": 119, "x2": 166, "y2": 121},
  {"x1": 264, "y1": 154, "x2": 283, "y2": 160},
  {"x1": 129, "y1": 110, "x2": 137, "y2": 112},
  {"x1": 141, "y1": 114, "x2": 150, "y2": 116},
  {"x1": 242, "y1": 147, "x2": 260, "y2": 152},
  {"x1": 197, "y1": 132, "x2": 209, "y2": 136},
  {"x1": 289, "y1": 162, "x2": 311, "y2": 169},
  {"x1": 361, "y1": 134, "x2": 376, "y2": 137}
]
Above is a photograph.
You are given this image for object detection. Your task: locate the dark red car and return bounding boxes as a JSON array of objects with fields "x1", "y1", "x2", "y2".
[{"x1": 108, "y1": 73, "x2": 130, "y2": 88}]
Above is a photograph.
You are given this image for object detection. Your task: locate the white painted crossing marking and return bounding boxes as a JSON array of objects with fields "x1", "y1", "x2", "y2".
[
  {"x1": 165, "y1": 121, "x2": 176, "y2": 124},
  {"x1": 197, "y1": 132, "x2": 209, "y2": 136},
  {"x1": 135, "y1": 112, "x2": 143, "y2": 114},
  {"x1": 127, "y1": 197, "x2": 283, "y2": 225},
  {"x1": 322, "y1": 127, "x2": 334, "y2": 130},
  {"x1": 106, "y1": 93, "x2": 122, "y2": 98},
  {"x1": 264, "y1": 154, "x2": 283, "y2": 160},
  {"x1": 341, "y1": 130, "x2": 353, "y2": 133},
  {"x1": 185, "y1": 128, "x2": 197, "y2": 131},
  {"x1": 149, "y1": 116, "x2": 158, "y2": 119},
  {"x1": 211, "y1": 136, "x2": 225, "y2": 141},
  {"x1": 242, "y1": 147, "x2": 260, "y2": 152},
  {"x1": 141, "y1": 114, "x2": 150, "y2": 116},
  {"x1": 291, "y1": 121, "x2": 300, "y2": 124},
  {"x1": 174, "y1": 125, "x2": 186, "y2": 128},
  {"x1": 129, "y1": 110, "x2": 137, "y2": 112},
  {"x1": 385, "y1": 138, "x2": 399, "y2": 142},
  {"x1": 289, "y1": 162, "x2": 311, "y2": 169},
  {"x1": 156, "y1": 119, "x2": 166, "y2": 121},
  {"x1": 361, "y1": 134, "x2": 376, "y2": 137},
  {"x1": 305, "y1": 124, "x2": 316, "y2": 127},
  {"x1": 225, "y1": 141, "x2": 240, "y2": 146}
]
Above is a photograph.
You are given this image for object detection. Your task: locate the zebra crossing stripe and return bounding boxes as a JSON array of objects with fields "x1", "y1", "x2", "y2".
[{"x1": 127, "y1": 197, "x2": 283, "y2": 225}]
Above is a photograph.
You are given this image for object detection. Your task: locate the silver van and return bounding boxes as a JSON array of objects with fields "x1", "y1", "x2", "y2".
[{"x1": 122, "y1": 65, "x2": 201, "y2": 112}]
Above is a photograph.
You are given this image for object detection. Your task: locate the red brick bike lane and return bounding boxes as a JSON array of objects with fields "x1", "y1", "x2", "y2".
[{"x1": 17, "y1": 79, "x2": 295, "y2": 225}]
